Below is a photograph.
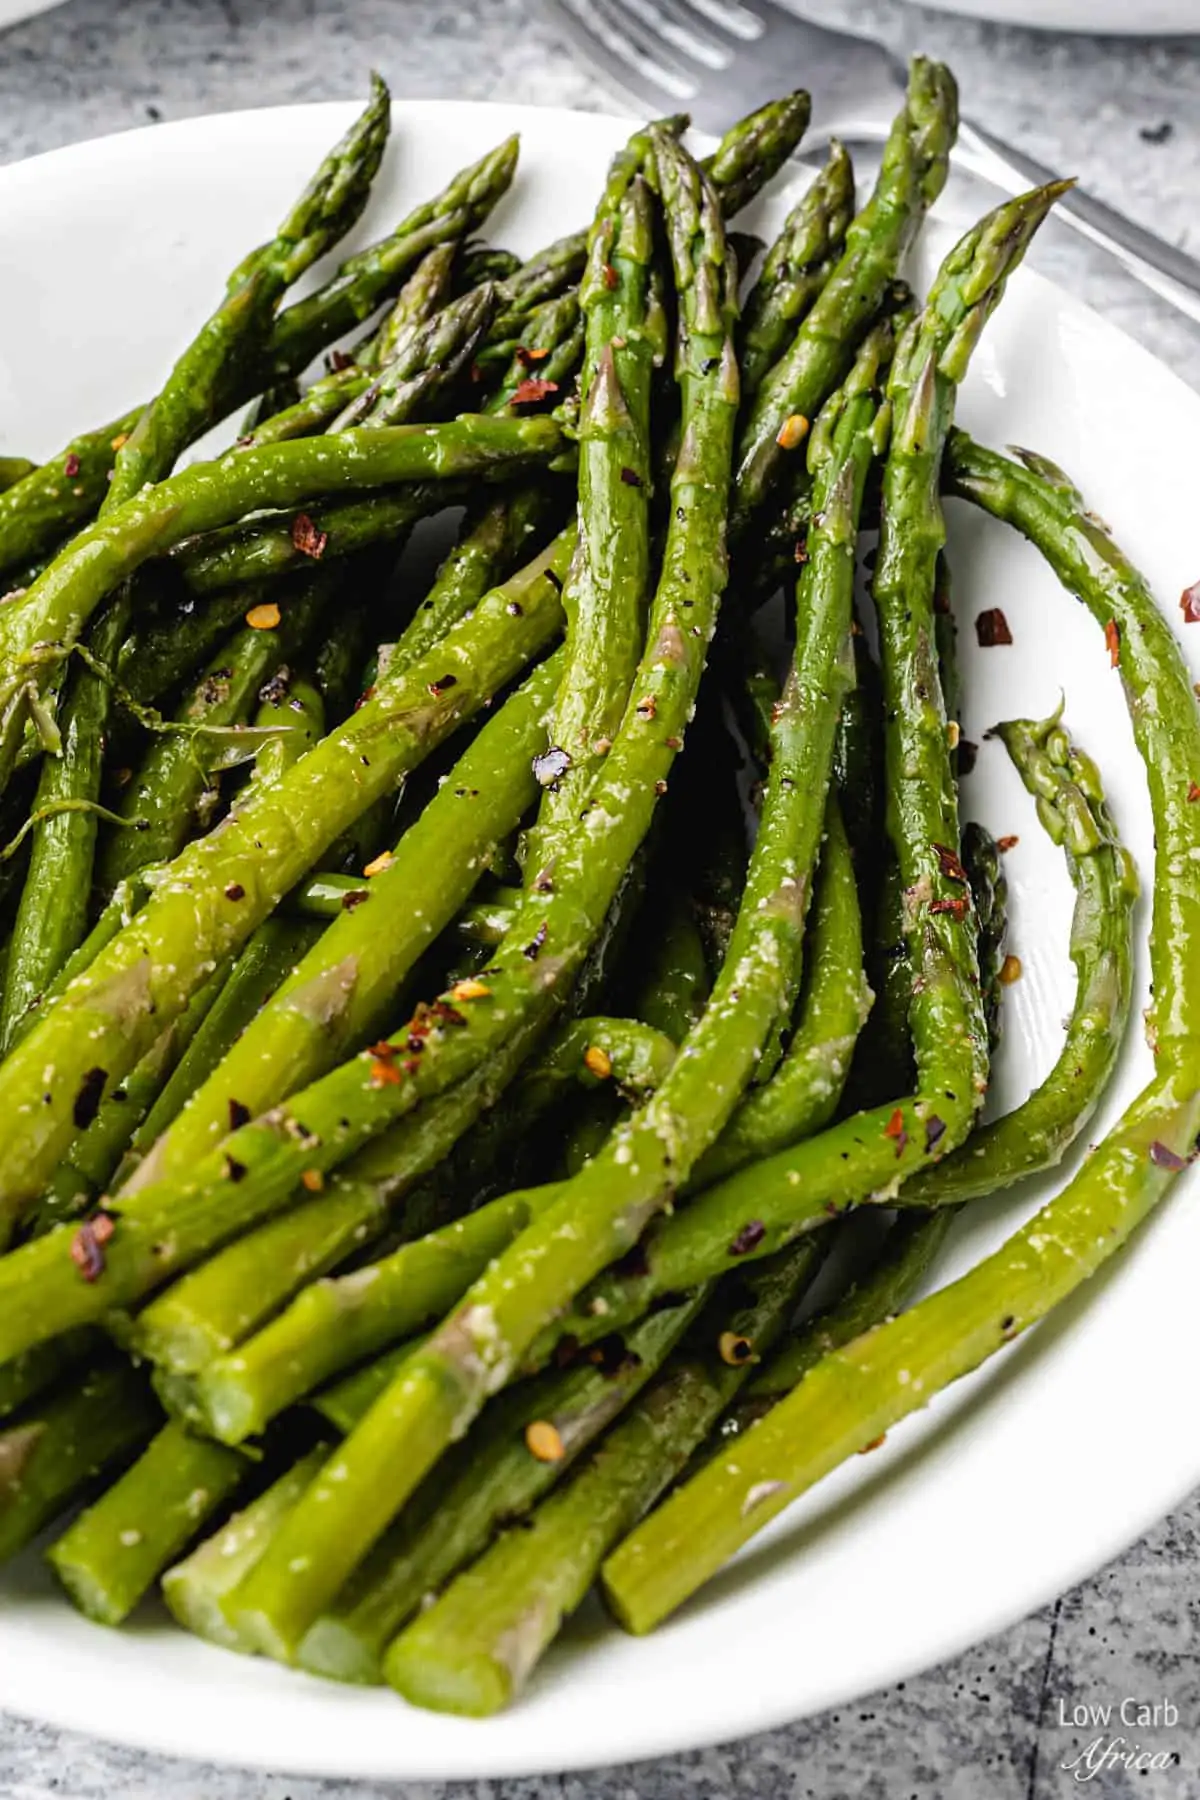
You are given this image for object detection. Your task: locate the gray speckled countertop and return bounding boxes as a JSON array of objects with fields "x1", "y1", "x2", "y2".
[{"x1": 1, "y1": 2, "x2": 1199, "y2": 1795}]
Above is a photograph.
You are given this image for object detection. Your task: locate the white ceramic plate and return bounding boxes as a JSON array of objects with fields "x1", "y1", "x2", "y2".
[
  {"x1": 909, "y1": 0, "x2": 1200, "y2": 30},
  {"x1": 1, "y1": 98, "x2": 1199, "y2": 1783}
]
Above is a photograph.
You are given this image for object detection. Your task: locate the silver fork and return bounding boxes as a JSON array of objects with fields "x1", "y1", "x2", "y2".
[{"x1": 542, "y1": 0, "x2": 1200, "y2": 321}]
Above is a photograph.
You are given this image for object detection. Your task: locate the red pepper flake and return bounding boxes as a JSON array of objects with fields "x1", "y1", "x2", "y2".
[
  {"x1": 515, "y1": 344, "x2": 550, "y2": 368},
  {"x1": 883, "y1": 1107, "x2": 908, "y2": 1157},
  {"x1": 729, "y1": 1220, "x2": 766, "y2": 1257},
  {"x1": 523, "y1": 922, "x2": 548, "y2": 961},
  {"x1": 428, "y1": 674, "x2": 458, "y2": 696},
  {"x1": 430, "y1": 999, "x2": 468, "y2": 1029},
  {"x1": 1149, "y1": 1140, "x2": 1187, "y2": 1171},
  {"x1": 1104, "y1": 618, "x2": 1121, "y2": 666},
  {"x1": 775, "y1": 413, "x2": 809, "y2": 451},
  {"x1": 73, "y1": 1067, "x2": 108, "y2": 1130},
  {"x1": 924, "y1": 1114, "x2": 947, "y2": 1153},
  {"x1": 291, "y1": 512, "x2": 328, "y2": 560},
  {"x1": 369, "y1": 1057, "x2": 403, "y2": 1088},
  {"x1": 363, "y1": 851, "x2": 394, "y2": 878},
  {"x1": 930, "y1": 896, "x2": 970, "y2": 918},
  {"x1": 449, "y1": 978, "x2": 491, "y2": 1002},
  {"x1": 368, "y1": 1040, "x2": 398, "y2": 1061},
  {"x1": 510, "y1": 376, "x2": 559, "y2": 409},
  {"x1": 301, "y1": 1168, "x2": 325, "y2": 1193},
  {"x1": 340, "y1": 888, "x2": 370, "y2": 911},
  {"x1": 933, "y1": 842, "x2": 968, "y2": 885},
  {"x1": 64, "y1": 453, "x2": 81, "y2": 478},
  {"x1": 601, "y1": 262, "x2": 618, "y2": 290},
  {"x1": 328, "y1": 347, "x2": 356, "y2": 372},
  {"x1": 532, "y1": 746, "x2": 571, "y2": 788},
  {"x1": 997, "y1": 834, "x2": 1020, "y2": 852},
  {"x1": 1180, "y1": 580, "x2": 1200, "y2": 623},
  {"x1": 619, "y1": 466, "x2": 643, "y2": 487},
  {"x1": 794, "y1": 539, "x2": 809, "y2": 566},
  {"x1": 975, "y1": 608, "x2": 1013, "y2": 648},
  {"x1": 225, "y1": 1155, "x2": 247, "y2": 1182},
  {"x1": 858, "y1": 1434, "x2": 887, "y2": 1455},
  {"x1": 69, "y1": 1211, "x2": 115, "y2": 1283},
  {"x1": 1189, "y1": 785, "x2": 1200, "y2": 804},
  {"x1": 228, "y1": 1099, "x2": 251, "y2": 1131},
  {"x1": 224, "y1": 882, "x2": 245, "y2": 902}
]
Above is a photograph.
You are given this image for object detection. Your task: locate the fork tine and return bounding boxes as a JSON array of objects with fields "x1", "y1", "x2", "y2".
[
  {"x1": 612, "y1": 0, "x2": 732, "y2": 72},
  {"x1": 545, "y1": 0, "x2": 699, "y2": 106},
  {"x1": 668, "y1": 0, "x2": 766, "y2": 42},
  {"x1": 591, "y1": 0, "x2": 709, "y2": 94}
]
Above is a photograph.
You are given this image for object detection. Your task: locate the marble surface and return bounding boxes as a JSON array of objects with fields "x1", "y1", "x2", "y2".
[{"x1": 1, "y1": 1, "x2": 1199, "y2": 1794}]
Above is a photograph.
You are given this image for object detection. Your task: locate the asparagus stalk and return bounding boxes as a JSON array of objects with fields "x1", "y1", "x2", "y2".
[
  {"x1": 99, "y1": 569, "x2": 337, "y2": 890},
  {"x1": 162, "y1": 1443, "x2": 331, "y2": 1651},
  {"x1": 0, "y1": 412, "x2": 562, "y2": 779},
  {"x1": 601, "y1": 442, "x2": 1187, "y2": 1632},
  {"x1": 125, "y1": 648, "x2": 562, "y2": 1189},
  {"x1": 962, "y1": 820, "x2": 1007, "y2": 1052},
  {"x1": 527, "y1": 143, "x2": 663, "y2": 867},
  {"x1": 383, "y1": 1241, "x2": 822, "y2": 1713},
  {"x1": 730, "y1": 58, "x2": 957, "y2": 537},
  {"x1": 0, "y1": 1359, "x2": 160, "y2": 1563},
  {"x1": 693, "y1": 796, "x2": 871, "y2": 1183},
  {"x1": 204, "y1": 131, "x2": 744, "y2": 1657},
  {"x1": 0, "y1": 522, "x2": 569, "y2": 1252},
  {"x1": 0, "y1": 131, "x2": 520, "y2": 581},
  {"x1": 536, "y1": 184, "x2": 1065, "y2": 1352},
  {"x1": 110, "y1": 915, "x2": 324, "y2": 1194},
  {"x1": 700, "y1": 91, "x2": 811, "y2": 218},
  {"x1": 45, "y1": 1420, "x2": 250, "y2": 1626},
  {"x1": 738, "y1": 142, "x2": 856, "y2": 404},
  {"x1": 295, "y1": 1290, "x2": 707, "y2": 1684}
]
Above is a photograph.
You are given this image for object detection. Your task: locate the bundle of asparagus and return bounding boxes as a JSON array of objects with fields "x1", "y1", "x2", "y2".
[{"x1": 0, "y1": 62, "x2": 1191, "y2": 1723}]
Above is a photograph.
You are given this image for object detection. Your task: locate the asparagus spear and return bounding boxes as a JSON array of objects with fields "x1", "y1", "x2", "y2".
[
  {"x1": 526, "y1": 145, "x2": 663, "y2": 867},
  {"x1": 0, "y1": 411, "x2": 143, "y2": 581},
  {"x1": 602, "y1": 443, "x2": 1188, "y2": 1631},
  {"x1": 0, "y1": 1359, "x2": 160, "y2": 1563},
  {"x1": 0, "y1": 412, "x2": 562, "y2": 772},
  {"x1": 536, "y1": 184, "x2": 1065, "y2": 1351},
  {"x1": 296, "y1": 1290, "x2": 706, "y2": 1684},
  {"x1": 0, "y1": 523, "x2": 569, "y2": 1251},
  {"x1": 208, "y1": 131, "x2": 744, "y2": 1657},
  {"x1": 45, "y1": 1419, "x2": 250, "y2": 1626},
  {"x1": 0, "y1": 598, "x2": 129, "y2": 1049},
  {"x1": 124, "y1": 648, "x2": 562, "y2": 1189},
  {"x1": 110, "y1": 916, "x2": 324, "y2": 1195},
  {"x1": 383, "y1": 1241, "x2": 821, "y2": 1714},
  {"x1": 0, "y1": 129, "x2": 520, "y2": 581},
  {"x1": 962, "y1": 820, "x2": 1007, "y2": 1052},
  {"x1": 0, "y1": 1330, "x2": 101, "y2": 1422},
  {"x1": 334, "y1": 286, "x2": 497, "y2": 431},
  {"x1": 738, "y1": 142, "x2": 856, "y2": 404},
  {"x1": 355, "y1": 240, "x2": 460, "y2": 371},
  {"x1": 730, "y1": 58, "x2": 957, "y2": 537},
  {"x1": 99, "y1": 569, "x2": 337, "y2": 891},
  {"x1": 267, "y1": 135, "x2": 519, "y2": 377},
  {"x1": 110, "y1": 79, "x2": 391, "y2": 508},
  {"x1": 693, "y1": 796, "x2": 871, "y2": 1183},
  {"x1": 700, "y1": 91, "x2": 811, "y2": 218},
  {"x1": 170, "y1": 482, "x2": 458, "y2": 597},
  {"x1": 165, "y1": 1018, "x2": 669, "y2": 1427},
  {"x1": 387, "y1": 483, "x2": 555, "y2": 674},
  {"x1": 162, "y1": 1443, "x2": 330, "y2": 1651},
  {"x1": 244, "y1": 664, "x2": 326, "y2": 792}
]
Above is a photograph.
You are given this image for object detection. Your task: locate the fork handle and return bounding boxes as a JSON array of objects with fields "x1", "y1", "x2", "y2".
[{"x1": 959, "y1": 116, "x2": 1200, "y2": 326}]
